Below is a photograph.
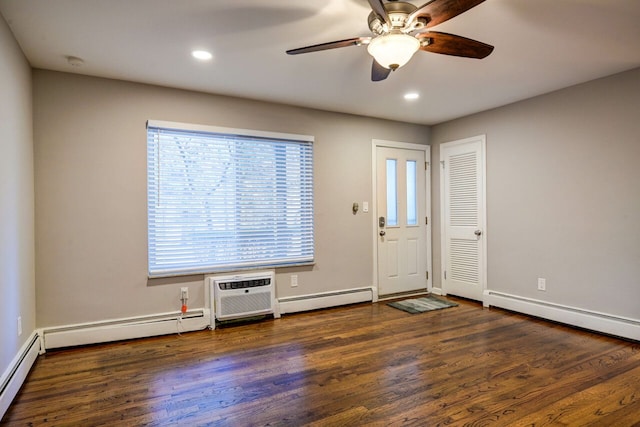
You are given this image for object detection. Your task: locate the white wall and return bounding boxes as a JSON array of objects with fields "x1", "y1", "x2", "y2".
[
  {"x1": 33, "y1": 70, "x2": 430, "y2": 328},
  {"x1": 431, "y1": 67, "x2": 640, "y2": 321},
  {"x1": 0, "y1": 15, "x2": 35, "y2": 378}
]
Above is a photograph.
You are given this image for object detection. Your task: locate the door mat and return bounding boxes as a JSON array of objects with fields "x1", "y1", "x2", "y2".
[{"x1": 387, "y1": 295, "x2": 458, "y2": 314}]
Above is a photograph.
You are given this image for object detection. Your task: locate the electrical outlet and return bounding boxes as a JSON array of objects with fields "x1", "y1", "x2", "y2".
[
  {"x1": 537, "y1": 278, "x2": 546, "y2": 291},
  {"x1": 17, "y1": 316, "x2": 22, "y2": 336},
  {"x1": 181, "y1": 287, "x2": 189, "y2": 300},
  {"x1": 291, "y1": 274, "x2": 298, "y2": 287}
]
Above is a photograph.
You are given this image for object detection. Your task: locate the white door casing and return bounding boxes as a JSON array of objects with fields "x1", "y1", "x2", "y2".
[
  {"x1": 373, "y1": 140, "x2": 431, "y2": 297},
  {"x1": 439, "y1": 135, "x2": 487, "y2": 302}
]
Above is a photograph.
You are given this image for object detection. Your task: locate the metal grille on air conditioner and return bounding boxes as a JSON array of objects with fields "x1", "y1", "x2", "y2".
[{"x1": 209, "y1": 271, "x2": 280, "y2": 328}]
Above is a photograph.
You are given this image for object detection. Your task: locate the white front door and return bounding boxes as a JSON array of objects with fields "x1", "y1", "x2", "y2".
[
  {"x1": 376, "y1": 145, "x2": 429, "y2": 296},
  {"x1": 440, "y1": 135, "x2": 487, "y2": 301}
]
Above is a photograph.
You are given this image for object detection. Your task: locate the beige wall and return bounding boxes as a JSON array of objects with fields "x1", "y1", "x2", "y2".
[
  {"x1": 33, "y1": 70, "x2": 430, "y2": 327},
  {"x1": 431, "y1": 67, "x2": 640, "y2": 320},
  {"x1": 0, "y1": 16, "x2": 35, "y2": 374},
  {"x1": 31, "y1": 57, "x2": 639, "y2": 330}
]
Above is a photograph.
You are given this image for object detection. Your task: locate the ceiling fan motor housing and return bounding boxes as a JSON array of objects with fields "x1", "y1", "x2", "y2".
[{"x1": 368, "y1": 1, "x2": 425, "y2": 35}]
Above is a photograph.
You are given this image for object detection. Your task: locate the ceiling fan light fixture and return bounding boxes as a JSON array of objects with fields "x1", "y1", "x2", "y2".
[{"x1": 367, "y1": 32, "x2": 420, "y2": 70}]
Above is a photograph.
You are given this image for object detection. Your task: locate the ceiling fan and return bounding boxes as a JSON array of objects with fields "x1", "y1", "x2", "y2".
[{"x1": 286, "y1": 0, "x2": 494, "y2": 82}]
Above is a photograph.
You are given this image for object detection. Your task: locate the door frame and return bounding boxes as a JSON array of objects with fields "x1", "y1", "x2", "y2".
[
  {"x1": 438, "y1": 135, "x2": 487, "y2": 303},
  {"x1": 371, "y1": 139, "x2": 432, "y2": 301}
]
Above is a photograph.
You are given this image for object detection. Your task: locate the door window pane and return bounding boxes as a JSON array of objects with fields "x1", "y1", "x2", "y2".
[
  {"x1": 386, "y1": 159, "x2": 398, "y2": 226},
  {"x1": 406, "y1": 160, "x2": 417, "y2": 225}
]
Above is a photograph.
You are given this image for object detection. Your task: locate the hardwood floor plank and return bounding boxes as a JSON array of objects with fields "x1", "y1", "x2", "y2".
[
  {"x1": 510, "y1": 364, "x2": 640, "y2": 426},
  {"x1": 2, "y1": 297, "x2": 639, "y2": 426}
]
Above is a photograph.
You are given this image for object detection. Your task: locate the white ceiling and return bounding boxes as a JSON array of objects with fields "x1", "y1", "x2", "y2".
[{"x1": 1, "y1": 0, "x2": 639, "y2": 125}]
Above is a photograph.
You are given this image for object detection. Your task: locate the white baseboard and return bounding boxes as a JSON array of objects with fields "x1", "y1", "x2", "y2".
[
  {"x1": 42, "y1": 309, "x2": 211, "y2": 350},
  {"x1": 429, "y1": 286, "x2": 444, "y2": 296},
  {"x1": 484, "y1": 290, "x2": 640, "y2": 341},
  {"x1": 279, "y1": 287, "x2": 374, "y2": 314},
  {"x1": 0, "y1": 331, "x2": 40, "y2": 419}
]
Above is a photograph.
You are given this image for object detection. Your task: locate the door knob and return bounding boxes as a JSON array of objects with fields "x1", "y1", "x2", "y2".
[
  {"x1": 380, "y1": 230, "x2": 386, "y2": 236},
  {"x1": 474, "y1": 230, "x2": 482, "y2": 236}
]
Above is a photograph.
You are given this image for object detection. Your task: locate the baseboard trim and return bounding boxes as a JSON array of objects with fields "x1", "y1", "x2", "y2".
[
  {"x1": 429, "y1": 286, "x2": 444, "y2": 296},
  {"x1": 42, "y1": 309, "x2": 211, "y2": 350},
  {"x1": 0, "y1": 331, "x2": 40, "y2": 419},
  {"x1": 279, "y1": 287, "x2": 374, "y2": 314},
  {"x1": 484, "y1": 290, "x2": 640, "y2": 341}
]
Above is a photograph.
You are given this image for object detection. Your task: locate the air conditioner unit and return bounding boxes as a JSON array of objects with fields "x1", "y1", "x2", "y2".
[{"x1": 209, "y1": 271, "x2": 280, "y2": 329}]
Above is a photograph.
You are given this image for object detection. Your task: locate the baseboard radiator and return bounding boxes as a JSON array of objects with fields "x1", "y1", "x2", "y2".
[
  {"x1": 41, "y1": 309, "x2": 210, "y2": 350},
  {"x1": 279, "y1": 287, "x2": 374, "y2": 314},
  {"x1": 0, "y1": 332, "x2": 40, "y2": 419},
  {"x1": 484, "y1": 290, "x2": 640, "y2": 341}
]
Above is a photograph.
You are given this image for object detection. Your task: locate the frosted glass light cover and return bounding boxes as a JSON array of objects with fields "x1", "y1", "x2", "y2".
[{"x1": 367, "y1": 33, "x2": 420, "y2": 69}]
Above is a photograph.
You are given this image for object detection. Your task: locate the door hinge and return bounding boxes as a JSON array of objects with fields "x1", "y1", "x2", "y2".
[
  {"x1": 440, "y1": 160, "x2": 445, "y2": 168},
  {"x1": 425, "y1": 161, "x2": 429, "y2": 170},
  {"x1": 444, "y1": 271, "x2": 447, "y2": 280},
  {"x1": 425, "y1": 216, "x2": 428, "y2": 225},
  {"x1": 426, "y1": 271, "x2": 429, "y2": 280}
]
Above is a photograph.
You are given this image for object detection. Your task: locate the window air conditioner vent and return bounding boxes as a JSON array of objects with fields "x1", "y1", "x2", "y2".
[{"x1": 209, "y1": 271, "x2": 280, "y2": 328}]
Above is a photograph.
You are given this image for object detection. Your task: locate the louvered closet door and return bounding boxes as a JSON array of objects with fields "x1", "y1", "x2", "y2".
[{"x1": 441, "y1": 136, "x2": 486, "y2": 301}]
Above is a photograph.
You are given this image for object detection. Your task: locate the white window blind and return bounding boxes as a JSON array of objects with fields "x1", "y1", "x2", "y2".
[{"x1": 147, "y1": 121, "x2": 314, "y2": 277}]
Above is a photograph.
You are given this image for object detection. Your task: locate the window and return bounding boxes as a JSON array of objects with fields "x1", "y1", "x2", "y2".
[
  {"x1": 147, "y1": 120, "x2": 314, "y2": 277},
  {"x1": 386, "y1": 159, "x2": 398, "y2": 226},
  {"x1": 406, "y1": 160, "x2": 417, "y2": 225}
]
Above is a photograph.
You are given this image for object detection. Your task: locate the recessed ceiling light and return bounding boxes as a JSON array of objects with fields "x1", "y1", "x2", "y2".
[
  {"x1": 404, "y1": 92, "x2": 420, "y2": 100},
  {"x1": 191, "y1": 50, "x2": 213, "y2": 61}
]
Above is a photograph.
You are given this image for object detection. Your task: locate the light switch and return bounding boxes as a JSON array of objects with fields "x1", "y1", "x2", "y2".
[{"x1": 363, "y1": 202, "x2": 369, "y2": 213}]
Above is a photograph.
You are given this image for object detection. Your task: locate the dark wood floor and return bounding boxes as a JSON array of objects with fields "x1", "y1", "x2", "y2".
[{"x1": 3, "y1": 296, "x2": 640, "y2": 426}]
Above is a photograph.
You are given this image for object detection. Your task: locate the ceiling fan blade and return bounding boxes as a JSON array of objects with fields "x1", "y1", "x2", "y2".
[
  {"x1": 286, "y1": 37, "x2": 371, "y2": 55},
  {"x1": 418, "y1": 31, "x2": 493, "y2": 59},
  {"x1": 409, "y1": 0, "x2": 486, "y2": 28},
  {"x1": 371, "y1": 59, "x2": 392, "y2": 82},
  {"x1": 368, "y1": 0, "x2": 391, "y2": 26}
]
